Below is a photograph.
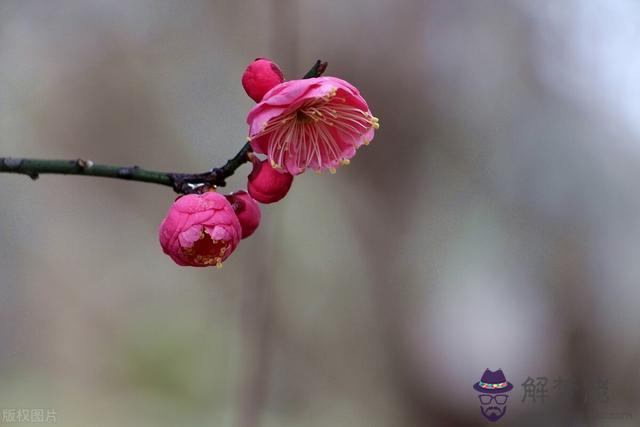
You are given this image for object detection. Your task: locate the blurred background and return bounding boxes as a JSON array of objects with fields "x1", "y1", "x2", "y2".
[{"x1": 1, "y1": 1, "x2": 640, "y2": 426}]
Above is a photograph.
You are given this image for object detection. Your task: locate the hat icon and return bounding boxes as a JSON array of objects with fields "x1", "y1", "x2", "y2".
[{"x1": 473, "y1": 369, "x2": 514, "y2": 394}]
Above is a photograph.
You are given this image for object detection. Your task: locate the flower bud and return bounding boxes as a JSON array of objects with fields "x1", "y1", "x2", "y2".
[
  {"x1": 242, "y1": 58, "x2": 285, "y2": 103},
  {"x1": 159, "y1": 192, "x2": 242, "y2": 268},
  {"x1": 225, "y1": 191, "x2": 261, "y2": 239},
  {"x1": 247, "y1": 157, "x2": 293, "y2": 204}
]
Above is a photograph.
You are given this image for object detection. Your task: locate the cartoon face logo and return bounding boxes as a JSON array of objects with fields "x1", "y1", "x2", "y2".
[{"x1": 473, "y1": 369, "x2": 513, "y2": 422}]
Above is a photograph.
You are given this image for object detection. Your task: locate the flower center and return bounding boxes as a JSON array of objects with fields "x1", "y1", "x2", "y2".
[
  {"x1": 295, "y1": 110, "x2": 313, "y2": 123},
  {"x1": 181, "y1": 229, "x2": 227, "y2": 268}
]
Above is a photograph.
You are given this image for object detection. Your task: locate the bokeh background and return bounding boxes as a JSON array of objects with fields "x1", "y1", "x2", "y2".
[{"x1": 2, "y1": 1, "x2": 640, "y2": 426}]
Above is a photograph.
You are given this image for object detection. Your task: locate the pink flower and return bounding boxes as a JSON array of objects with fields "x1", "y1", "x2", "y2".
[
  {"x1": 225, "y1": 191, "x2": 261, "y2": 238},
  {"x1": 247, "y1": 156, "x2": 293, "y2": 203},
  {"x1": 247, "y1": 76, "x2": 379, "y2": 175},
  {"x1": 242, "y1": 58, "x2": 285, "y2": 103},
  {"x1": 159, "y1": 192, "x2": 242, "y2": 268}
]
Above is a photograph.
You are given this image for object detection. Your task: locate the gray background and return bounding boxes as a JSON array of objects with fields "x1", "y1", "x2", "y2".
[{"x1": 1, "y1": 1, "x2": 639, "y2": 426}]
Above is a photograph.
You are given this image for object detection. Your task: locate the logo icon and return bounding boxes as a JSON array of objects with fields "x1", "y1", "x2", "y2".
[{"x1": 473, "y1": 369, "x2": 513, "y2": 422}]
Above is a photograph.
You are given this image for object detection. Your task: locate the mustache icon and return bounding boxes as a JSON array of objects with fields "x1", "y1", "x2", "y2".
[{"x1": 481, "y1": 405, "x2": 507, "y2": 422}]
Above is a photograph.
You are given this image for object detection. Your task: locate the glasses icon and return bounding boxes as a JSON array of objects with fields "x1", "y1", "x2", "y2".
[{"x1": 479, "y1": 394, "x2": 509, "y2": 405}]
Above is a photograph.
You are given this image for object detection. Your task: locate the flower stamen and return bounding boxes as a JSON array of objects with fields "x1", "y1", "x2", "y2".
[
  {"x1": 249, "y1": 79, "x2": 378, "y2": 173},
  {"x1": 181, "y1": 228, "x2": 229, "y2": 267}
]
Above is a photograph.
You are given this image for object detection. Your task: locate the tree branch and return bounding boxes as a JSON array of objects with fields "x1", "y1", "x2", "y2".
[{"x1": 0, "y1": 60, "x2": 327, "y2": 194}]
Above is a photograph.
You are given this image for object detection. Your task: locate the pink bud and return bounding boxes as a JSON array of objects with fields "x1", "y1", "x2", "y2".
[
  {"x1": 225, "y1": 191, "x2": 261, "y2": 239},
  {"x1": 159, "y1": 192, "x2": 242, "y2": 268},
  {"x1": 242, "y1": 58, "x2": 285, "y2": 103},
  {"x1": 247, "y1": 157, "x2": 293, "y2": 204}
]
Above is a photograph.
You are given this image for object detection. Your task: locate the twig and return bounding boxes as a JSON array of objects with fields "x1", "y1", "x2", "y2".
[{"x1": 302, "y1": 60, "x2": 328, "y2": 79}]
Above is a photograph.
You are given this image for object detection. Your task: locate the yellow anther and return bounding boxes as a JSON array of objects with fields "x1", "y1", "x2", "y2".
[
  {"x1": 363, "y1": 138, "x2": 370, "y2": 146},
  {"x1": 270, "y1": 159, "x2": 276, "y2": 167},
  {"x1": 246, "y1": 136, "x2": 252, "y2": 142},
  {"x1": 372, "y1": 122, "x2": 380, "y2": 129},
  {"x1": 341, "y1": 159, "x2": 351, "y2": 166},
  {"x1": 215, "y1": 257, "x2": 223, "y2": 269},
  {"x1": 329, "y1": 167, "x2": 337, "y2": 174}
]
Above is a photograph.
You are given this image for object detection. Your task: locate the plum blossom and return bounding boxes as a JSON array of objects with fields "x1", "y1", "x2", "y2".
[
  {"x1": 247, "y1": 76, "x2": 379, "y2": 175},
  {"x1": 159, "y1": 192, "x2": 242, "y2": 268}
]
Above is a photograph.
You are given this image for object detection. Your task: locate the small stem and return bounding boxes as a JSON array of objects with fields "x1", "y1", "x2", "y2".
[
  {"x1": 220, "y1": 141, "x2": 254, "y2": 177},
  {"x1": 302, "y1": 60, "x2": 328, "y2": 79},
  {"x1": 0, "y1": 60, "x2": 328, "y2": 194}
]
